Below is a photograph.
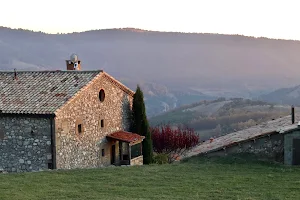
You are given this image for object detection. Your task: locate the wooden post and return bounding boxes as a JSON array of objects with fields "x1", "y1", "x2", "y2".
[
  {"x1": 128, "y1": 143, "x2": 131, "y2": 165},
  {"x1": 119, "y1": 141, "x2": 123, "y2": 162}
]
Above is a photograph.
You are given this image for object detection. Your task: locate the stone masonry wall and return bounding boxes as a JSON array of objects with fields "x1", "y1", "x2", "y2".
[
  {"x1": 55, "y1": 74, "x2": 133, "y2": 169},
  {"x1": 284, "y1": 130, "x2": 300, "y2": 165},
  {"x1": 207, "y1": 133, "x2": 284, "y2": 162},
  {"x1": 0, "y1": 116, "x2": 52, "y2": 172},
  {"x1": 130, "y1": 156, "x2": 143, "y2": 166}
]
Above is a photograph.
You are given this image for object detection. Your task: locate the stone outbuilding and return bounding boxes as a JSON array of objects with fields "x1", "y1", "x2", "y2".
[
  {"x1": 0, "y1": 57, "x2": 144, "y2": 173},
  {"x1": 185, "y1": 112, "x2": 300, "y2": 165}
]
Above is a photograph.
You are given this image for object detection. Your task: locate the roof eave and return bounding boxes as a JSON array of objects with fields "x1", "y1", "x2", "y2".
[
  {"x1": 0, "y1": 112, "x2": 56, "y2": 118},
  {"x1": 102, "y1": 72, "x2": 135, "y2": 97}
]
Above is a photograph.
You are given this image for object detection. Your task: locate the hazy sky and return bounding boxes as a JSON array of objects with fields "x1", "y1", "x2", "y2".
[{"x1": 1, "y1": 0, "x2": 300, "y2": 40}]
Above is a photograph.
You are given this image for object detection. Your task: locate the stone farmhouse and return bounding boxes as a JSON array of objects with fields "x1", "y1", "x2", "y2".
[
  {"x1": 185, "y1": 110, "x2": 300, "y2": 165},
  {"x1": 0, "y1": 55, "x2": 144, "y2": 173}
]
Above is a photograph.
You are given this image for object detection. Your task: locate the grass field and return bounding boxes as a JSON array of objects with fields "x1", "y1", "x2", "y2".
[{"x1": 1, "y1": 154, "x2": 300, "y2": 200}]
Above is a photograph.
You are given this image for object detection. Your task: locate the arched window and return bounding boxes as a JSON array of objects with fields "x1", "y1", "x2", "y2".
[{"x1": 99, "y1": 89, "x2": 105, "y2": 102}]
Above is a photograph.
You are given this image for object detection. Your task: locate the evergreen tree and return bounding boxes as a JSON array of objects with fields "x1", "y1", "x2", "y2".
[{"x1": 131, "y1": 85, "x2": 153, "y2": 164}]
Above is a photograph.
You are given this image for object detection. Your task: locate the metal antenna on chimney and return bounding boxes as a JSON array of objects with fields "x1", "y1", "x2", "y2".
[{"x1": 70, "y1": 53, "x2": 78, "y2": 70}]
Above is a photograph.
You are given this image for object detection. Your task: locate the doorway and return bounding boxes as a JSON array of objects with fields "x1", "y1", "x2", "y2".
[
  {"x1": 111, "y1": 144, "x2": 116, "y2": 165},
  {"x1": 292, "y1": 139, "x2": 300, "y2": 165}
]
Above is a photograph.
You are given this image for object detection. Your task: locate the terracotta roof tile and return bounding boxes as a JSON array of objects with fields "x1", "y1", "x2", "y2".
[
  {"x1": 107, "y1": 131, "x2": 145, "y2": 143},
  {"x1": 0, "y1": 70, "x2": 101, "y2": 114}
]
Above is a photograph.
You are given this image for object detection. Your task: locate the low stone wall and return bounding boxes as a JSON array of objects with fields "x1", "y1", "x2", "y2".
[
  {"x1": 0, "y1": 116, "x2": 53, "y2": 172},
  {"x1": 131, "y1": 156, "x2": 143, "y2": 166},
  {"x1": 205, "y1": 133, "x2": 284, "y2": 162}
]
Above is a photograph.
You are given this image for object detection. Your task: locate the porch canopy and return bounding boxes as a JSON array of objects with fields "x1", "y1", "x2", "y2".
[
  {"x1": 106, "y1": 131, "x2": 145, "y2": 165},
  {"x1": 106, "y1": 131, "x2": 145, "y2": 145}
]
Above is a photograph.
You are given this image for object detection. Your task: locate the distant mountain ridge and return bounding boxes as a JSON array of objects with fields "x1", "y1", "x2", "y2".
[
  {"x1": 259, "y1": 85, "x2": 300, "y2": 106},
  {"x1": 2, "y1": 26, "x2": 300, "y2": 116}
]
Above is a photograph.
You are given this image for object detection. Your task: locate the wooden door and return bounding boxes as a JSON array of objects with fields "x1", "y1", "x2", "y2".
[
  {"x1": 111, "y1": 144, "x2": 116, "y2": 165},
  {"x1": 292, "y1": 139, "x2": 300, "y2": 165}
]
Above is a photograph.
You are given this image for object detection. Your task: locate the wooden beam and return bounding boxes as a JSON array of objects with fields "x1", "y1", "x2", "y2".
[
  {"x1": 129, "y1": 139, "x2": 143, "y2": 146},
  {"x1": 119, "y1": 141, "x2": 123, "y2": 161},
  {"x1": 128, "y1": 144, "x2": 131, "y2": 165}
]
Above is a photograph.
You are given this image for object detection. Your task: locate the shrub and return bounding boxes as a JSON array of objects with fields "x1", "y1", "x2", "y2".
[
  {"x1": 153, "y1": 153, "x2": 169, "y2": 164},
  {"x1": 151, "y1": 124, "x2": 200, "y2": 163}
]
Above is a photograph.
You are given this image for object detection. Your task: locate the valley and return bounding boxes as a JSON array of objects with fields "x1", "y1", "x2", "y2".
[{"x1": 149, "y1": 98, "x2": 294, "y2": 141}]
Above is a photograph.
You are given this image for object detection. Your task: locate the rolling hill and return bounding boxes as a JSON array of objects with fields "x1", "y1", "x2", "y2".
[
  {"x1": 258, "y1": 85, "x2": 300, "y2": 107},
  {"x1": 149, "y1": 98, "x2": 293, "y2": 141}
]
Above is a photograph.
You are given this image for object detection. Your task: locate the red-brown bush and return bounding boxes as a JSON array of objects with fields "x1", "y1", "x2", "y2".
[{"x1": 151, "y1": 124, "x2": 199, "y2": 163}]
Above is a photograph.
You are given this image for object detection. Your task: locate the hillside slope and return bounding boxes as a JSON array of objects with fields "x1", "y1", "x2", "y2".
[
  {"x1": 149, "y1": 98, "x2": 293, "y2": 140},
  {"x1": 259, "y1": 85, "x2": 300, "y2": 106}
]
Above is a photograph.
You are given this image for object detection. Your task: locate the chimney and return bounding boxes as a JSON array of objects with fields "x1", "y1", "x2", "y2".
[
  {"x1": 14, "y1": 68, "x2": 18, "y2": 80},
  {"x1": 66, "y1": 53, "x2": 81, "y2": 70},
  {"x1": 292, "y1": 105, "x2": 295, "y2": 124}
]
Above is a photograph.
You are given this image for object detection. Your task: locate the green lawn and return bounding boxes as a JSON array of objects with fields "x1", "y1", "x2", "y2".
[{"x1": 1, "y1": 154, "x2": 300, "y2": 200}]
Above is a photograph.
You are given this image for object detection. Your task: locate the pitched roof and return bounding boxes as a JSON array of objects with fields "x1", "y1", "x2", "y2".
[
  {"x1": 107, "y1": 131, "x2": 145, "y2": 144},
  {"x1": 0, "y1": 70, "x2": 102, "y2": 114},
  {"x1": 184, "y1": 113, "x2": 300, "y2": 158}
]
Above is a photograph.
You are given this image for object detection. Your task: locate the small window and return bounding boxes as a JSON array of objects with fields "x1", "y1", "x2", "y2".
[
  {"x1": 48, "y1": 162, "x2": 53, "y2": 169},
  {"x1": 102, "y1": 149, "x2": 105, "y2": 157},
  {"x1": 75, "y1": 119, "x2": 84, "y2": 135},
  {"x1": 78, "y1": 124, "x2": 82, "y2": 134},
  {"x1": 101, "y1": 119, "x2": 104, "y2": 128},
  {"x1": 99, "y1": 89, "x2": 105, "y2": 102}
]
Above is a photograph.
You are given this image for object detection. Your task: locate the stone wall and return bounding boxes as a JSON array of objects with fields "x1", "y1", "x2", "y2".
[
  {"x1": 206, "y1": 133, "x2": 284, "y2": 162},
  {"x1": 284, "y1": 130, "x2": 300, "y2": 165},
  {"x1": 131, "y1": 156, "x2": 143, "y2": 166},
  {"x1": 55, "y1": 74, "x2": 133, "y2": 169},
  {"x1": 0, "y1": 116, "x2": 53, "y2": 172}
]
